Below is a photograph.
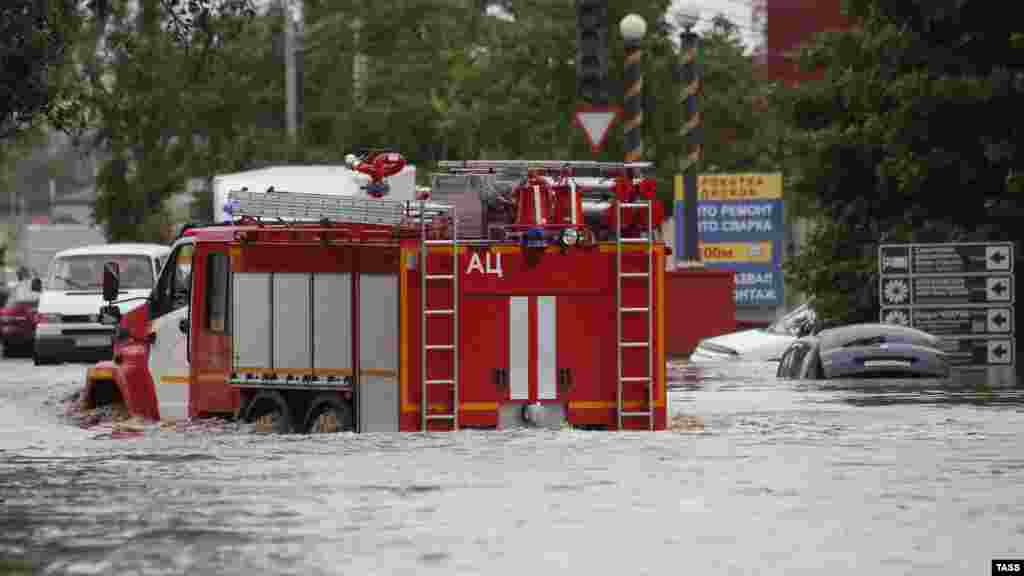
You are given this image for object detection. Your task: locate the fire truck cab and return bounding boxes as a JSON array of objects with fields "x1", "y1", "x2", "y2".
[{"x1": 83, "y1": 154, "x2": 670, "y2": 432}]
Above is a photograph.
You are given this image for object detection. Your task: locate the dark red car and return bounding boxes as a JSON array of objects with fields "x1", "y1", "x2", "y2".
[{"x1": 1, "y1": 281, "x2": 40, "y2": 357}]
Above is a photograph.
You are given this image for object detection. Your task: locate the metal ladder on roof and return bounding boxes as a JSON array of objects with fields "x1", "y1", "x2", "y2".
[
  {"x1": 225, "y1": 188, "x2": 410, "y2": 224},
  {"x1": 615, "y1": 200, "x2": 655, "y2": 431},
  {"x1": 420, "y1": 202, "x2": 460, "y2": 431}
]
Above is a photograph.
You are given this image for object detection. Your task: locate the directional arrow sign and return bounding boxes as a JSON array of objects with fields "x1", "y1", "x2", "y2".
[
  {"x1": 936, "y1": 337, "x2": 1016, "y2": 367},
  {"x1": 988, "y1": 308, "x2": 1012, "y2": 332},
  {"x1": 574, "y1": 105, "x2": 621, "y2": 153},
  {"x1": 988, "y1": 340, "x2": 1013, "y2": 364},
  {"x1": 987, "y1": 277, "x2": 1011, "y2": 301},
  {"x1": 896, "y1": 306, "x2": 1014, "y2": 335},
  {"x1": 909, "y1": 275, "x2": 1014, "y2": 305},
  {"x1": 895, "y1": 242, "x2": 1016, "y2": 275},
  {"x1": 986, "y1": 245, "x2": 1011, "y2": 270}
]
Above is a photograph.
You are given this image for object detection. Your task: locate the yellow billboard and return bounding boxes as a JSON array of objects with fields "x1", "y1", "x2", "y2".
[
  {"x1": 698, "y1": 241, "x2": 774, "y2": 264},
  {"x1": 697, "y1": 173, "x2": 782, "y2": 201}
]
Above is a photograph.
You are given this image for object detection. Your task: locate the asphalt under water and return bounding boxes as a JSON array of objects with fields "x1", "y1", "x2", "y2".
[{"x1": 0, "y1": 358, "x2": 1021, "y2": 575}]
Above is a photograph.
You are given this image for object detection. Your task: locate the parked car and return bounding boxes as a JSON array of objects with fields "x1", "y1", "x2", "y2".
[
  {"x1": 776, "y1": 323, "x2": 950, "y2": 380},
  {"x1": 33, "y1": 243, "x2": 170, "y2": 365},
  {"x1": 1, "y1": 280, "x2": 40, "y2": 357},
  {"x1": 689, "y1": 300, "x2": 819, "y2": 362}
]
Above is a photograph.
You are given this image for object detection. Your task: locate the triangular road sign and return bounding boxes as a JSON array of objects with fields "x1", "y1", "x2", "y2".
[{"x1": 574, "y1": 105, "x2": 621, "y2": 153}]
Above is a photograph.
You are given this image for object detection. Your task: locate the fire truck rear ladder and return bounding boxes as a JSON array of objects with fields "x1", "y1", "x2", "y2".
[
  {"x1": 420, "y1": 202, "x2": 460, "y2": 431},
  {"x1": 616, "y1": 200, "x2": 655, "y2": 431}
]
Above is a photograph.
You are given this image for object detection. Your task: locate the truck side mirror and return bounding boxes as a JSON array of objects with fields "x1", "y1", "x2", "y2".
[
  {"x1": 103, "y1": 261, "x2": 120, "y2": 302},
  {"x1": 30, "y1": 277, "x2": 42, "y2": 292},
  {"x1": 98, "y1": 305, "x2": 121, "y2": 326}
]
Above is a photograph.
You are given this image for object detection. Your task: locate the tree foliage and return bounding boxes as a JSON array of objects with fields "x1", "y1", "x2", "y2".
[
  {"x1": 20, "y1": 0, "x2": 780, "y2": 240},
  {"x1": 82, "y1": 0, "x2": 261, "y2": 240},
  {"x1": 299, "y1": 1, "x2": 776, "y2": 207},
  {"x1": 0, "y1": 1, "x2": 80, "y2": 138},
  {"x1": 782, "y1": 0, "x2": 1024, "y2": 323}
]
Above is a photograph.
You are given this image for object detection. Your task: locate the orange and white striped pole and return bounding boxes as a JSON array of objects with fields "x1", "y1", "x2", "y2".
[{"x1": 620, "y1": 14, "x2": 647, "y2": 163}]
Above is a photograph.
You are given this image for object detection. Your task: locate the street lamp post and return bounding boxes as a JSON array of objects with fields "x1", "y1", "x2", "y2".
[
  {"x1": 677, "y1": 2, "x2": 701, "y2": 264},
  {"x1": 619, "y1": 14, "x2": 647, "y2": 163}
]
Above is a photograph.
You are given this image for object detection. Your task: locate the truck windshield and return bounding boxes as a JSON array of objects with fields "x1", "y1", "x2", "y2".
[{"x1": 48, "y1": 255, "x2": 155, "y2": 291}]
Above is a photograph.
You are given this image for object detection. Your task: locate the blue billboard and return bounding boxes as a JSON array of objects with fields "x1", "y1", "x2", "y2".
[{"x1": 675, "y1": 173, "x2": 785, "y2": 307}]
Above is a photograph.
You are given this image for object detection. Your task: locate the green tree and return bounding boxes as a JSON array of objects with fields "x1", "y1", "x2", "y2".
[
  {"x1": 300, "y1": 1, "x2": 786, "y2": 209},
  {"x1": 82, "y1": 0, "x2": 263, "y2": 240},
  {"x1": 699, "y1": 15, "x2": 787, "y2": 174},
  {"x1": 781, "y1": 0, "x2": 1024, "y2": 323},
  {"x1": 0, "y1": 1, "x2": 80, "y2": 138}
]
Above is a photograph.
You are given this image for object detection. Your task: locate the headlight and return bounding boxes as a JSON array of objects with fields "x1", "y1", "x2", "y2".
[
  {"x1": 559, "y1": 227, "x2": 580, "y2": 247},
  {"x1": 36, "y1": 313, "x2": 62, "y2": 325}
]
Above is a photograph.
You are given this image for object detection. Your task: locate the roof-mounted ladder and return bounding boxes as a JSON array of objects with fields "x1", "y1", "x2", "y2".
[
  {"x1": 616, "y1": 200, "x2": 655, "y2": 431},
  {"x1": 420, "y1": 201, "x2": 460, "y2": 431},
  {"x1": 225, "y1": 188, "x2": 448, "y2": 226}
]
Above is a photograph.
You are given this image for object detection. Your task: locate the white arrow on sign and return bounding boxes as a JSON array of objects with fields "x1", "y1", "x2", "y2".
[{"x1": 574, "y1": 106, "x2": 621, "y2": 153}]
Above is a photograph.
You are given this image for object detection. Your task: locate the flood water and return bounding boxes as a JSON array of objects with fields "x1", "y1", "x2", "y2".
[{"x1": 0, "y1": 357, "x2": 1022, "y2": 575}]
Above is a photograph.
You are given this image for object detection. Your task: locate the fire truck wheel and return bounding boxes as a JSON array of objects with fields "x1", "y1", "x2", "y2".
[
  {"x1": 244, "y1": 390, "x2": 294, "y2": 434},
  {"x1": 303, "y1": 394, "x2": 354, "y2": 434}
]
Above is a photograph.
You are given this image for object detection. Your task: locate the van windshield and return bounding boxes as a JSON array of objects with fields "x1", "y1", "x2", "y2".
[{"x1": 48, "y1": 255, "x2": 155, "y2": 291}]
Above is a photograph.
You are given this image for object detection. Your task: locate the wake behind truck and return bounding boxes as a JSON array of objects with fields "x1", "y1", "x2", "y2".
[{"x1": 82, "y1": 151, "x2": 670, "y2": 432}]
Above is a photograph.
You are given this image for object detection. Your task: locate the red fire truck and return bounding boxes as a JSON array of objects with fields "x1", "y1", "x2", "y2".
[{"x1": 82, "y1": 152, "x2": 670, "y2": 432}]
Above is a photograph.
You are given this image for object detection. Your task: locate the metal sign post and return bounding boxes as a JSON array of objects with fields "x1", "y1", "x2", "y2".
[{"x1": 879, "y1": 242, "x2": 1016, "y2": 372}]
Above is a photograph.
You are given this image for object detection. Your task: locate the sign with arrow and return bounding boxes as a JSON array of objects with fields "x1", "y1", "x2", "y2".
[
  {"x1": 880, "y1": 242, "x2": 1014, "y2": 275},
  {"x1": 935, "y1": 337, "x2": 1015, "y2": 367},
  {"x1": 879, "y1": 241, "x2": 1016, "y2": 370},
  {"x1": 574, "y1": 105, "x2": 620, "y2": 153},
  {"x1": 880, "y1": 306, "x2": 1014, "y2": 336}
]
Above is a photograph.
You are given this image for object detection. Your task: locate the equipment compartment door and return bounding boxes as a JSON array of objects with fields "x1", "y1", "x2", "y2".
[
  {"x1": 556, "y1": 296, "x2": 605, "y2": 405},
  {"x1": 460, "y1": 296, "x2": 508, "y2": 407},
  {"x1": 358, "y1": 273, "x2": 399, "y2": 432}
]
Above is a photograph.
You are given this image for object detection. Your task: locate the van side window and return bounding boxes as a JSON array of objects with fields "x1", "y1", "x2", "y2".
[
  {"x1": 152, "y1": 244, "x2": 194, "y2": 318},
  {"x1": 206, "y1": 252, "x2": 230, "y2": 334}
]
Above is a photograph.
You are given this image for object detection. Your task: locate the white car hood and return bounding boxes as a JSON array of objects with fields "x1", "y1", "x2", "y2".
[
  {"x1": 694, "y1": 329, "x2": 796, "y2": 361},
  {"x1": 38, "y1": 289, "x2": 151, "y2": 317}
]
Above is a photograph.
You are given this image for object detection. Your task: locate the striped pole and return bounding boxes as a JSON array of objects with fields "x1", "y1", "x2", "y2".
[
  {"x1": 623, "y1": 37, "x2": 644, "y2": 162},
  {"x1": 677, "y1": 29, "x2": 702, "y2": 263}
]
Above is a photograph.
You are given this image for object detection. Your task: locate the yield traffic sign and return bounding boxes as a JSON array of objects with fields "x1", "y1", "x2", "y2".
[{"x1": 574, "y1": 105, "x2": 620, "y2": 153}]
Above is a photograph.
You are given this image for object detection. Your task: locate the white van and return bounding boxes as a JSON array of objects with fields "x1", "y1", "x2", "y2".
[{"x1": 33, "y1": 243, "x2": 170, "y2": 364}]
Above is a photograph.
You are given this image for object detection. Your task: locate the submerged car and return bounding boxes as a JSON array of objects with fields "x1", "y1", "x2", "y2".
[
  {"x1": 776, "y1": 323, "x2": 950, "y2": 380},
  {"x1": 689, "y1": 300, "x2": 819, "y2": 362}
]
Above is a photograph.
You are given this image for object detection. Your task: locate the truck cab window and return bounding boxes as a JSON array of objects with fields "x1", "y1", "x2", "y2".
[
  {"x1": 206, "y1": 252, "x2": 230, "y2": 333},
  {"x1": 153, "y1": 244, "x2": 194, "y2": 318}
]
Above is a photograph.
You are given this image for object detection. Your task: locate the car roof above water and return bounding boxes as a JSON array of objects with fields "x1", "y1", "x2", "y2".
[{"x1": 815, "y1": 323, "x2": 940, "y2": 351}]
